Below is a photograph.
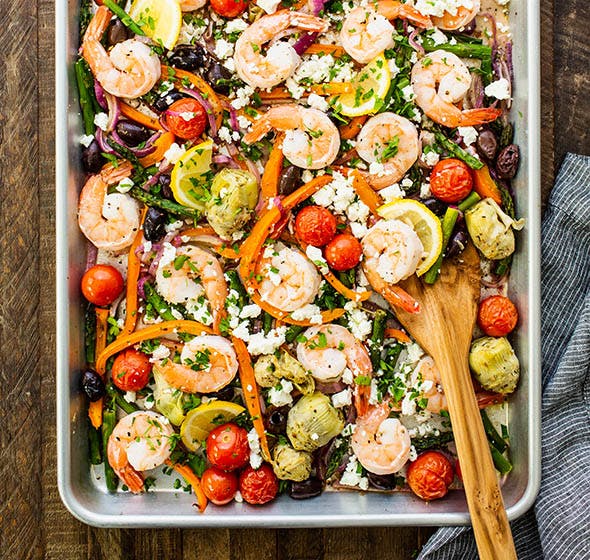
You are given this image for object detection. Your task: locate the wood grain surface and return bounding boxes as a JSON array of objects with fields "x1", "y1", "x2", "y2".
[{"x1": 0, "y1": 0, "x2": 587, "y2": 558}]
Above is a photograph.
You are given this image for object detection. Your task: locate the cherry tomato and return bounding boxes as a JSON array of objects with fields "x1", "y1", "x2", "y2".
[
  {"x1": 206, "y1": 423, "x2": 250, "y2": 471},
  {"x1": 477, "y1": 295, "x2": 519, "y2": 337},
  {"x1": 165, "y1": 98, "x2": 207, "y2": 140},
  {"x1": 209, "y1": 0, "x2": 248, "y2": 18},
  {"x1": 81, "y1": 264, "x2": 124, "y2": 306},
  {"x1": 239, "y1": 464, "x2": 279, "y2": 505},
  {"x1": 430, "y1": 159, "x2": 473, "y2": 203},
  {"x1": 111, "y1": 348, "x2": 151, "y2": 392},
  {"x1": 201, "y1": 467, "x2": 239, "y2": 505},
  {"x1": 407, "y1": 451, "x2": 454, "y2": 501},
  {"x1": 324, "y1": 233, "x2": 362, "y2": 271},
  {"x1": 295, "y1": 206, "x2": 337, "y2": 247}
]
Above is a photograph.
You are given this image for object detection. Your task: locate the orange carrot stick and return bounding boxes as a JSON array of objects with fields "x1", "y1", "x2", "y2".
[
  {"x1": 120, "y1": 102, "x2": 162, "y2": 130},
  {"x1": 339, "y1": 116, "x2": 367, "y2": 140},
  {"x1": 139, "y1": 131, "x2": 175, "y2": 167},
  {"x1": 472, "y1": 164, "x2": 503, "y2": 205},
  {"x1": 165, "y1": 459, "x2": 208, "y2": 512},
  {"x1": 304, "y1": 44, "x2": 346, "y2": 57},
  {"x1": 88, "y1": 307, "x2": 110, "y2": 428},
  {"x1": 384, "y1": 328, "x2": 411, "y2": 343},
  {"x1": 310, "y1": 82, "x2": 353, "y2": 95},
  {"x1": 351, "y1": 170, "x2": 383, "y2": 215},
  {"x1": 260, "y1": 132, "x2": 285, "y2": 202},
  {"x1": 122, "y1": 208, "x2": 147, "y2": 336}
]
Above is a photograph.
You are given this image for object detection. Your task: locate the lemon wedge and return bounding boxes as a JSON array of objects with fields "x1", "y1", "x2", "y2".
[
  {"x1": 377, "y1": 199, "x2": 443, "y2": 276},
  {"x1": 332, "y1": 54, "x2": 391, "y2": 117},
  {"x1": 170, "y1": 139, "x2": 213, "y2": 211},
  {"x1": 180, "y1": 400, "x2": 246, "y2": 451},
  {"x1": 129, "y1": 0, "x2": 182, "y2": 50}
]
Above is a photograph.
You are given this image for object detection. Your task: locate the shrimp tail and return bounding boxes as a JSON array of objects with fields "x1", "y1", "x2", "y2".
[
  {"x1": 83, "y1": 5, "x2": 111, "y2": 43},
  {"x1": 457, "y1": 107, "x2": 503, "y2": 126},
  {"x1": 116, "y1": 464, "x2": 145, "y2": 494},
  {"x1": 382, "y1": 284, "x2": 421, "y2": 314},
  {"x1": 243, "y1": 118, "x2": 272, "y2": 144},
  {"x1": 354, "y1": 384, "x2": 371, "y2": 417},
  {"x1": 377, "y1": 1, "x2": 432, "y2": 28}
]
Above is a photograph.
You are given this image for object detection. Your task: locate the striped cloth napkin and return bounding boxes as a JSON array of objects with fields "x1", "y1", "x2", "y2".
[{"x1": 418, "y1": 154, "x2": 590, "y2": 560}]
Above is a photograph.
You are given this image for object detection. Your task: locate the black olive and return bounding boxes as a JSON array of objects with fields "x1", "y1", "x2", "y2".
[
  {"x1": 158, "y1": 174, "x2": 174, "y2": 200},
  {"x1": 422, "y1": 198, "x2": 447, "y2": 217},
  {"x1": 209, "y1": 386, "x2": 234, "y2": 401},
  {"x1": 153, "y1": 90, "x2": 185, "y2": 112},
  {"x1": 476, "y1": 129, "x2": 498, "y2": 161},
  {"x1": 143, "y1": 207, "x2": 168, "y2": 242},
  {"x1": 278, "y1": 166, "x2": 301, "y2": 196},
  {"x1": 446, "y1": 229, "x2": 469, "y2": 258},
  {"x1": 367, "y1": 472, "x2": 398, "y2": 491},
  {"x1": 169, "y1": 44, "x2": 208, "y2": 71},
  {"x1": 266, "y1": 407, "x2": 288, "y2": 434},
  {"x1": 81, "y1": 369, "x2": 106, "y2": 402},
  {"x1": 288, "y1": 477, "x2": 323, "y2": 500},
  {"x1": 116, "y1": 121, "x2": 152, "y2": 147},
  {"x1": 81, "y1": 140, "x2": 105, "y2": 173},
  {"x1": 496, "y1": 144, "x2": 520, "y2": 179},
  {"x1": 107, "y1": 19, "x2": 131, "y2": 46},
  {"x1": 206, "y1": 63, "x2": 233, "y2": 95}
]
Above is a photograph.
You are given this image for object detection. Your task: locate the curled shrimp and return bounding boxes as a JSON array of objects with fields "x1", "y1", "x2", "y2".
[
  {"x1": 78, "y1": 162, "x2": 141, "y2": 253},
  {"x1": 244, "y1": 105, "x2": 340, "y2": 169},
  {"x1": 411, "y1": 50, "x2": 502, "y2": 128},
  {"x1": 155, "y1": 335, "x2": 238, "y2": 393},
  {"x1": 257, "y1": 245, "x2": 321, "y2": 312},
  {"x1": 356, "y1": 113, "x2": 420, "y2": 189},
  {"x1": 82, "y1": 6, "x2": 161, "y2": 99},
  {"x1": 107, "y1": 411, "x2": 174, "y2": 493},
  {"x1": 179, "y1": 0, "x2": 207, "y2": 11},
  {"x1": 155, "y1": 244, "x2": 228, "y2": 332},
  {"x1": 361, "y1": 220, "x2": 423, "y2": 313},
  {"x1": 297, "y1": 324, "x2": 373, "y2": 415},
  {"x1": 431, "y1": 0, "x2": 480, "y2": 31},
  {"x1": 234, "y1": 10, "x2": 328, "y2": 89},
  {"x1": 351, "y1": 401, "x2": 411, "y2": 475}
]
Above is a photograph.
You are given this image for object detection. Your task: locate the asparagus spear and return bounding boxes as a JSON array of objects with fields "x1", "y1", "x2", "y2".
[{"x1": 424, "y1": 207, "x2": 460, "y2": 284}]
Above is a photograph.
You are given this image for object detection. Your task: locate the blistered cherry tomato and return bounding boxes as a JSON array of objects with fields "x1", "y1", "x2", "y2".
[
  {"x1": 201, "y1": 467, "x2": 239, "y2": 505},
  {"x1": 239, "y1": 464, "x2": 279, "y2": 505},
  {"x1": 209, "y1": 0, "x2": 248, "y2": 18},
  {"x1": 324, "y1": 233, "x2": 362, "y2": 271},
  {"x1": 477, "y1": 295, "x2": 518, "y2": 337},
  {"x1": 165, "y1": 98, "x2": 207, "y2": 139},
  {"x1": 206, "y1": 423, "x2": 250, "y2": 471},
  {"x1": 295, "y1": 206, "x2": 337, "y2": 247},
  {"x1": 430, "y1": 159, "x2": 473, "y2": 203},
  {"x1": 111, "y1": 348, "x2": 151, "y2": 392},
  {"x1": 81, "y1": 264, "x2": 124, "y2": 306},
  {"x1": 407, "y1": 451, "x2": 454, "y2": 501}
]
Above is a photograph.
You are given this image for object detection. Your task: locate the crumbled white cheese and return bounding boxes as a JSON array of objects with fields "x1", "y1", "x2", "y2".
[
  {"x1": 163, "y1": 142, "x2": 186, "y2": 164},
  {"x1": 268, "y1": 380, "x2": 294, "y2": 407},
  {"x1": 240, "y1": 304, "x2": 262, "y2": 319},
  {"x1": 341, "y1": 423, "x2": 356, "y2": 437},
  {"x1": 256, "y1": 0, "x2": 281, "y2": 14},
  {"x1": 149, "y1": 344, "x2": 171, "y2": 363},
  {"x1": 412, "y1": 0, "x2": 475, "y2": 18},
  {"x1": 307, "y1": 93, "x2": 330, "y2": 112},
  {"x1": 123, "y1": 391, "x2": 136, "y2": 403},
  {"x1": 379, "y1": 183, "x2": 406, "y2": 203},
  {"x1": 342, "y1": 368, "x2": 354, "y2": 385},
  {"x1": 305, "y1": 245, "x2": 329, "y2": 274},
  {"x1": 421, "y1": 149, "x2": 440, "y2": 167},
  {"x1": 214, "y1": 39, "x2": 234, "y2": 60},
  {"x1": 409, "y1": 444, "x2": 418, "y2": 462},
  {"x1": 344, "y1": 301, "x2": 372, "y2": 341},
  {"x1": 225, "y1": 18, "x2": 249, "y2": 33},
  {"x1": 458, "y1": 126, "x2": 478, "y2": 146},
  {"x1": 115, "y1": 177, "x2": 134, "y2": 194},
  {"x1": 234, "y1": 490, "x2": 244, "y2": 503},
  {"x1": 332, "y1": 388, "x2": 352, "y2": 408},
  {"x1": 405, "y1": 343, "x2": 423, "y2": 363},
  {"x1": 290, "y1": 303, "x2": 323, "y2": 325},
  {"x1": 401, "y1": 84, "x2": 416, "y2": 102},
  {"x1": 218, "y1": 126, "x2": 234, "y2": 144},
  {"x1": 230, "y1": 85, "x2": 255, "y2": 110},
  {"x1": 368, "y1": 379, "x2": 380, "y2": 405},
  {"x1": 429, "y1": 28, "x2": 448, "y2": 46},
  {"x1": 93, "y1": 112, "x2": 109, "y2": 131},
  {"x1": 237, "y1": 115, "x2": 252, "y2": 131},
  {"x1": 79, "y1": 134, "x2": 95, "y2": 148},
  {"x1": 164, "y1": 220, "x2": 183, "y2": 233},
  {"x1": 420, "y1": 182, "x2": 432, "y2": 198},
  {"x1": 339, "y1": 455, "x2": 369, "y2": 490},
  {"x1": 401, "y1": 392, "x2": 417, "y2": 416},
  {"x1": 247, "y1": 428, "x2": 264, "y2": 469},
  {"x1": 246, "y1": 326, "x2": 287, "y2": 356},
  {"x1": 484, "y1": 78, "x2": 511, "y2": 100}
]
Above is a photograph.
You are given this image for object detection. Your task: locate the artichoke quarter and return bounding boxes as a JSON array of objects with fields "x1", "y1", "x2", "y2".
[
  {"x1": 469, "y1": 336, "x2": 520, "y2": 394},
  {"x1": 272, "y1": 443, "x2": 312, "y2": 481},
  {"x1": 152, "y1": 363, "x2": 186, "y2": 426}
]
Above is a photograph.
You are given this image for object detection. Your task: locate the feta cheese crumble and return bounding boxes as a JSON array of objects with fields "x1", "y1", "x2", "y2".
[{"x1": 484, "y1": 78, "x2": 511, "y2": 100}]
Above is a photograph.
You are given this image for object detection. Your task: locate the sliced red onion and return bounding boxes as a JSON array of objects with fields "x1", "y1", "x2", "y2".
[
  {"x1": 148, "y1": 232, "x2": 178, "y2": 276},
  {"x1": 94, "y1": 80, "x2": 107, "y2": 110},
  {"x1": 105, "y1": 92, "x2": 120, "y2": 133},
  {"x1": 213, "y1": 154, "x2": 240, "y2": 168},
  {"x1": 310, "y1": 0, "x2": 326, "y2": 15},
  {"x1": 85, "y1": 242, "x2": 98, "y2": 272},
  {"x1": 481, "y1": 12, "x2": 498, "y2": 56},
  {"x1": 179, "y1": 86, "x2": 218, "y2": 137},
  {"x1": 244, "y1": 156, "x2": 261, "y2": 185},
  {"x1": 293, "y1": 32, "x2": 318, "y2": 56},
  {"x1": 95, "y1": 128, "x2": 115, "y2": 154},
  {"x1": 137, "y1": 274, "x2": 152, "y2": 300},
  {"x1": 141, "y1": 160, "x2": 173, "y2": 191},
  {"x1": 110, "y1": 128, "x2": 160, "y2": 157},
  {"x1": 228, "y1": 104, "x2": 239, "y2": 132},
  {"x1": 408, "y1": 29, "x2": 425, "y2": 55}
]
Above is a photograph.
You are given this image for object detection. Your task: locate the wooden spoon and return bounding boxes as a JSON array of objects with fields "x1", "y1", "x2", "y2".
[{"x1": 396, "y1": 243, "x2": 517, "y2": 560}]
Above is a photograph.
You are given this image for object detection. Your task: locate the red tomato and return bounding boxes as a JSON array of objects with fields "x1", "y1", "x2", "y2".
[
  {"x1": 239, "y1": 464, "x2": 279, "y2": 505},
  {"x1": 111, "y1": 348, "x2": 151, "y2": 392},
  {"x1": 81, "y1": 264, "x2": 124, "y2": 306},
  {"x1": 295, "y1": 206, "x2": 337, "y2": 247},
  {"x1": 477, "y1": 295, "x2": 519, "y2": 337},
  {"x1": 206, "y1": 423, "x2": 250, "y2": 471},
  {"x1": 209, "y1": 0, "x2": 248, "y2": 18},
  {"x1": 407, "y1": 451, "x2": 454, "y2": 501},
  {"x1": 165, "y1": 98, "x2": 207, "y2": 140},
  {"x1": 201, "y1": 467, "x2": 239, "y2": 505},
  {"x1": 324, "y1": 233, "x2": 362, "y2": 271},
  {"x1": 430, "y1": 159, "x2": 473, "y2": 203}
]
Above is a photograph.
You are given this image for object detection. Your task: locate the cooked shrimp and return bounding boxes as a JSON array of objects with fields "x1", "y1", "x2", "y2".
[
  {"x1": 234, "y1": 10, "x2": 328, "y2": 89},
  {"x1": 82, "y1": 6, "x2": 161, "y2": 99},
  {"x1": 107, "y1": 411, "x2": 174, "y2": 493},
  {"x1": 431, "y1": 0, "x2": 480, "y2": 31},
  {"x1": 411, "y1": 50, "x2": 502, "y2": 127},
  {"x1": 356, "y1": 113, "x2": 420, "y2": 189},
  {"x1": 257, "y1": 245, "x2": 321, "y2": 312},
  {"x1": 78, "y1": 162, "x2": 141, "y2": 253},
  {"x1": 340, "y1": 3, "x2": 431, "y2": 63},
  {"x1": 412, "y1": 356, "x2": 447, "y2": 413},
  {"x1": 244, "y1": 105, "x2": 340, "y2": 169},
  {"x1": 351, "y1": 402, "x2": 411, "y2": 475},
  {"x1": 155, "y1": 245, "x2": 228, "y2": 332},
  {"x1": 155, "y1": 335, "x2": 238, "y2": 393},
  {"x1": 179, "y1": 0, "x2": 207, "y2": 11}
]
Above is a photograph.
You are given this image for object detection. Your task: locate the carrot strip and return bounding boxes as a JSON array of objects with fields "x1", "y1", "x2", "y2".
[
  {"x1": 472, "y1": 164, "x2": 503, "y2": 205},
  {"x1": 88, "y1": 307, "x2": 110, "y2": 428},
  {"x1": 259, "y1": 87, "x2": 297, "y2": 102},
  {"x1": 122, "y1": 208, "x2": 147, "y2": 336},
  {"x1": 304, "y1": 44, "x2": 346, "y2": 57},
  {"x1": 120, "y1": 102, "x2": 163, "y2": 130},
  {"x1": 232, "y1": 337, "x2": 271, "y2": 462},
  {"x1": 96, "y1": 320, "x2": 212, "y2": 375},
  {"x1": 165, "y1": 459, "x2": 208, "y2": 512},
  {"x1": 139, "y1": 131, "x2": 175, "y2": 167},
  {"x1": 322, "y1": 269, "x2": 372, "y2": 303},
  {"x1": 339, "y1": 116, "x2": 367, "y2": 140},
  {"x1": 351, "y1": 170, "x2": 383, "y2": 215},
  {"x1": 310, "y1": 82, "x2": 353, "y2": 95},
  {"x1": 384, "y1": 328, "x2": 411, "y2": 343},
  {"x1": 260, "y1": 132, "x2": 284, "y2": 202}
]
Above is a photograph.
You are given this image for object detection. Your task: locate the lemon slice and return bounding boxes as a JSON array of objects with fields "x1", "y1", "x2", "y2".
[
  {"x1": 129, "y1": 0, "x2": 182, "y2": 50},
  {"x1": 170, "y1": 140, "x2": 213, "y2": 211},
  {"x1": 180, "y1": 400, "x2": 246, "y2": 451},
  {"x1": 377, "y1": 199, "x2": 443, "y2": 276},
  {"x1": 333, "y1": 54, "x2": 391, "y2": 117}
]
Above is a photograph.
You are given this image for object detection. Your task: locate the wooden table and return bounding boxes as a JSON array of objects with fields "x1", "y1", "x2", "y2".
[{"x1": 2, "y1": 0, "x2": 588, "y2": 558}]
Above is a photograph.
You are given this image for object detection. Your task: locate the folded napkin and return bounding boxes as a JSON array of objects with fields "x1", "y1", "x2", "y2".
[{"x1": 418, "y1": 154, "x2": 590, "y2": 560}]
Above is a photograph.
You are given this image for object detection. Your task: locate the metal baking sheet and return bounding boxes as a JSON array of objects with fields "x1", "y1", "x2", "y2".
[{"x1": 55, "y1": 0, "x2": 541, "y2": 527}]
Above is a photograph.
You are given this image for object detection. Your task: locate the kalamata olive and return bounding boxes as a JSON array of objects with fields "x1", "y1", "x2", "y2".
[
  {"x1": 367, "y1": 472, "x2": 399, "y2": 490},
  {"x1": 116, "y1": 121, "x2": 152, "y2": 147},
  {"x1": 476, "y1": 129, "x2": 498, "y2": 161},
  {"x1": 209, "y1": 385, "x2": 234, "y2": 401},
  {"x1": 422, "y1": 198, "x2": 447, "y2": 217},
  {"x1": 153, "y1": 90, "x2": 185, "y2": 113},
  {"x1": 169, "y1": 44, "x2": 208, "y2": 71},
  {"x1": 81, "y1": 139, "x2": 105, "y2": 173},
  {"x1": 158, "y1": 174, "x2": 174, "y2": 200},
  {"x1": 266, "y1": 407, "x2": 288, "y2": 434},
  {"x1": 143, "y1": 207, "x2": 168, "y2": 242},
  {"x1": 206, "y1": 62, "x2": 233, "y2": 95},
  {"x1": 288, "y1": 477, "x2": 323, "y2": 500},
  {"x1": 81, "y1": 369, "x2": 106, "y2": 402},
  {"x1": 278, "y1": 166, "x2": 301, "y2": 196},
  {"x1": 107, "y1": 19, "x2": 130, "y2": 46},
  {"x1": 496, "y1": 144, "x2": 520, "y2": 179},
  {"x1": 446, "y1": 229, "x2": 469, "y2": 258}
]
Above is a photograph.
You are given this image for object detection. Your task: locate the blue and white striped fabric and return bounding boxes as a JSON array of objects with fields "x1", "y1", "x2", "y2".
[{"x1": 418, "y1": 153, "x2": 590, "y2": 560}]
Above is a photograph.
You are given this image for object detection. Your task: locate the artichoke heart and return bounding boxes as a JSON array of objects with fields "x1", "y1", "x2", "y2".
[
  {"x1": 469, "y1": 336, "x2": 520, "y2": 394},
  {"x1": 287, "y1": 392, "x2": 344, "y2": 451},
  {"x1": 153, "y1": 363, "x2": 186, "y2": 426},
  {"x1": 254, "y1": 354, "x2": 281, "y2": 388},
  {"x1": 272, "y1": 443, "x2": 313, "y2": 481},
  {"x1": 254, "y1": 351, "x2": 315, "y2": 394}
]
